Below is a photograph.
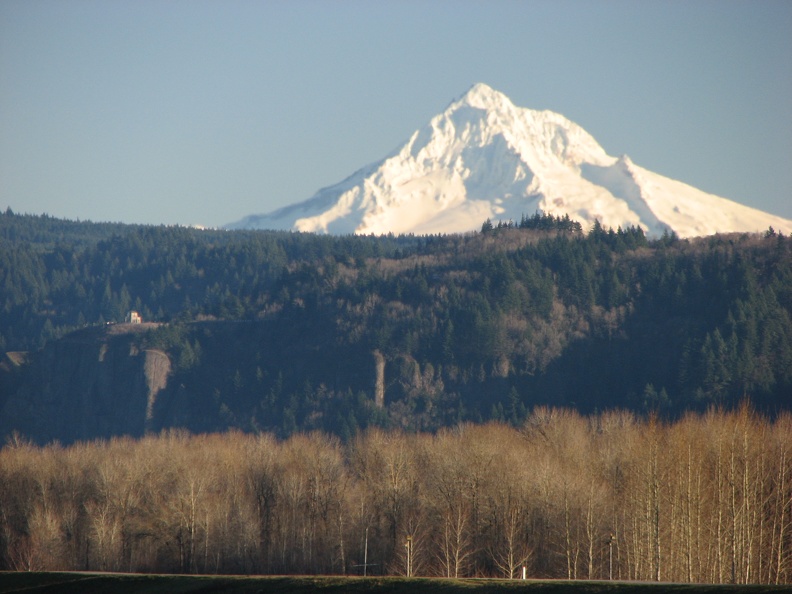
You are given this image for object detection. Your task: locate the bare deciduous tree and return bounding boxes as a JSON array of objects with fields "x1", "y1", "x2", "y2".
[{"x1": 0, "y1": 411, "x2": 790, "y2": 581}]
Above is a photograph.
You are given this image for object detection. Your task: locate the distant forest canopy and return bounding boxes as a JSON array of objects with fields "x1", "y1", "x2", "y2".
[
  {"x1": 1, "y1": 209, "x2": 792, "y2": 439},
  {"x1": 1, "y1": 409, "x2": 790, "y2": 583}
]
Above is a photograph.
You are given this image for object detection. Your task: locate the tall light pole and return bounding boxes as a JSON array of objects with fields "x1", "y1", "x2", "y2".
[
  {"x1": 608, "y1": 533, "x2": 616, "y2": 580},
  {"x1": 352, "y1": 526, "x2": 377, "y2": 576}
]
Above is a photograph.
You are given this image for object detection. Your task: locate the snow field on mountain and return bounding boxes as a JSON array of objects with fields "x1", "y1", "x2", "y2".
[{"x1": 228, "y1": 83, "x2": 792, "y2": 238}]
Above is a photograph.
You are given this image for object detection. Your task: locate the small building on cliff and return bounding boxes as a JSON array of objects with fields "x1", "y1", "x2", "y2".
[{"x1": 125, "y1": 311, "x2": 142, "y2": 324}]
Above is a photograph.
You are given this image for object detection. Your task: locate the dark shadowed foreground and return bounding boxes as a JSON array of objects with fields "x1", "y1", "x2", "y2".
[{"x1": 0, "y1": 573, "x2": 790, "y2": 594}]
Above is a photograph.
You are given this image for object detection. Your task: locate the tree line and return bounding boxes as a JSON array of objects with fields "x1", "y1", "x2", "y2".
[{"x1": 1, "y1": 406, "x2": 790, "y2": 583}]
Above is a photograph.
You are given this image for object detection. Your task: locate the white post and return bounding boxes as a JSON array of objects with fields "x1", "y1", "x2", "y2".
[
  {"x1": 364, "y1": 526, "x2": 369, "y2": 577},
  {"x1": 522, "y1": 566, "x2": 527, "y2": 580},
  {"x1": 405, "y1": 535, "x2": 412, "y2": 577}
]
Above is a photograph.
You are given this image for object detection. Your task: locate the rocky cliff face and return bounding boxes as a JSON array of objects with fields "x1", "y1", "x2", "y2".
[
  {"x1": 0, "y1": 325, "x2": 171, "y2": 444},
  {"x1": 0, "y1": 320, "x2": 446, "y2": 444}
]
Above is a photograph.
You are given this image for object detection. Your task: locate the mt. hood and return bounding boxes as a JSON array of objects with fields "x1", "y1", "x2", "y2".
[{"x1": 228, "y1": 83, "x2": 792, "y2": 238}]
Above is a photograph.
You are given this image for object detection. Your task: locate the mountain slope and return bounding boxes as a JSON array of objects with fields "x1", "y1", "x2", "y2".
[{"x1": 228, "y1": 83, "x2": 792, "y2": 238}]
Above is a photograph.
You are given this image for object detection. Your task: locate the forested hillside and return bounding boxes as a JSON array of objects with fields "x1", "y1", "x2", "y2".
[{"x1": 1, "y1": 210, "x2": 791, "y2": 443}]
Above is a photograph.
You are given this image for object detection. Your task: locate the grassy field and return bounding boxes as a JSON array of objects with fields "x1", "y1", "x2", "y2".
[{"x1": 0, "y1": 573, "x2": 790, "y2": 594}]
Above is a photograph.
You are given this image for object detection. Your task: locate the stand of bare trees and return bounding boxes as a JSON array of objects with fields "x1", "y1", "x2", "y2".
[{"x1": 1, "y1": 406, "x2": 790, "y2": 583}]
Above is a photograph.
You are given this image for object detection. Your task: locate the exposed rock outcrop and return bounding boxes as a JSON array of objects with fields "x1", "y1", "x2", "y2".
[
  {"x1": 373, "y1": 350, "x2": 385, "y2": 408},
  {"x1": 144, "y1": 349, "x2": 171, "y2": 431},
  {"x1": 0, "y1": 325, "x2": 171, "y2": 444}
]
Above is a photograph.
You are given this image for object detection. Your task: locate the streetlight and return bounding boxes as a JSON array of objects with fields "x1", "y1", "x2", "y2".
[{"x1": 607, "y1": 533, "x2": 617, "y2": 580}]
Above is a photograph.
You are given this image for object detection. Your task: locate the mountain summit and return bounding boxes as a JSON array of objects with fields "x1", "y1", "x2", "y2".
[{"x1": 228, "y1": 83, "x2": 792, "y2": 237}]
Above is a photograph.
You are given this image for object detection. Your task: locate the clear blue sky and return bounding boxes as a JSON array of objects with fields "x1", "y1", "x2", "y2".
[{"x1": 2, "y1": 0, "x2": 791, "y2": 227}]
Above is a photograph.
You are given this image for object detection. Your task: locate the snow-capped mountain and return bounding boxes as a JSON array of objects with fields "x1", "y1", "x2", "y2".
[{"x1": 227, "y1": 83, "x2": 792, "y2": 238}]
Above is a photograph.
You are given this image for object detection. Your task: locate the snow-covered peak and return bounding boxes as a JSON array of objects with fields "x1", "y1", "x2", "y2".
[
  {"x1": 421, "y1": 83, "x2": 612, "y2": 172},
  {"x1": 453, "y1": 82, "x2": 514, "y2": 111},
  {"x1": 227, "y1": 85, "x2": 792, "y2": 238}
]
